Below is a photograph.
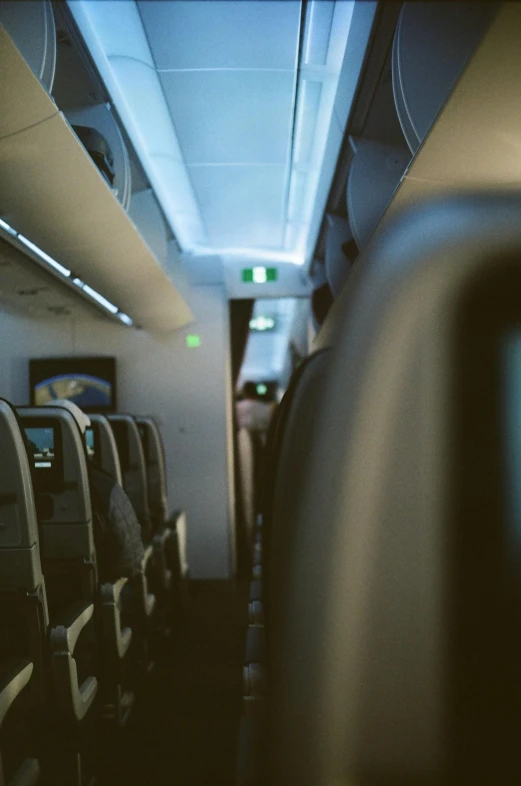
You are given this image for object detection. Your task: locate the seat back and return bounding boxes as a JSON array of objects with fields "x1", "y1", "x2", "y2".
[
  {"x1": 0, "y1": 398, "x2": 48, "y2": 673},
  {"x1": 0, "y1": 401, "x2": 45, "y2": 597},
  {"x1": 107, "y1": 415, "x2": 151, "y2": 541},
  {"x1": 0, "y1": 399, "x2": 45, "y2": 786},
  {"x1": 136, "y1": 417, "x2": 167, "y2": 531},
  {"x1": 18, "y1": 407, "x2": 97, "y2": 611},
  {"x1": 268, "y1": 195, "x2": 521, "y2": 785},
  {"x1": 87, "y1": 414, "x2": 123, "y2": 486},
  {"x1": 265, "y1": 351, "x2": 331, "y2": 642},
  {"x1": 237, "y1": 427, "x2": 255, "y2": 552}
]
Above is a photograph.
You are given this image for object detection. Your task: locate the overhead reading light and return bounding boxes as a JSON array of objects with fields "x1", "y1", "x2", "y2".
[
  {"x1": 250, "y1": 316, "x2": 276, "y2": 332},
  {"x1": 0, "y1": 218, "x2": 134, "y2": 326}
]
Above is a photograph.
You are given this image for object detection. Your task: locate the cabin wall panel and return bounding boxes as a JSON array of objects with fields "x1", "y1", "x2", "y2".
[{"x1": 0, "y1": 285, "x2": 234, "y2": 579}]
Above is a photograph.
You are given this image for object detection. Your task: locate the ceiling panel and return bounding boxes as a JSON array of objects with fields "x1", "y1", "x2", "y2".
[
  {"x1": 108, "y1": 58, "x2": 184, "y2": 161},
  {"x1": 138, "y1": 0, "x2": 301, "y2": 71},
  {"x1": 161, "y1": 70, "x2": 295, "y2": 165},
  {"x1": 189, "y1": 165, "x2": 286, "y2": 248}
]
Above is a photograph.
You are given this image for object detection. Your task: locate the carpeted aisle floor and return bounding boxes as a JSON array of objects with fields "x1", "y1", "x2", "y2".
[{"x1": 98, "y1": 580, "x2": 248, "y2": 786}]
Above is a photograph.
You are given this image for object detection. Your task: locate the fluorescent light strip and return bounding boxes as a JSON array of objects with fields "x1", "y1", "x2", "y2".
[
  {"x1": 82, "y1": 284, "x2": 119, "y2": 314},
  {"x1": 17, "y1": 234, "x2": 72, "y2": 278},
  {"x1": 193, "y1": 246, "x2": 303, "y2": 265},
  {"x1": 0, "y1": 218, "x2": 17, "y2": 236},
  {"x1": 0, "y1": 221, "x2": 134, "y2": 326}
]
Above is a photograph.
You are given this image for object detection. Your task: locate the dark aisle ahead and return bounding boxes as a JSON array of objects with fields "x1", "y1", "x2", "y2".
[{"x1": 98, "y1": 580, "x2": 248, "y2": 786}]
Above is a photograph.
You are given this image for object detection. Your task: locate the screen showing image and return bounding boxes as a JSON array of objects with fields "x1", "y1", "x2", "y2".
[
  {"x1": 30, "y1": 357, "x2": 116, "y2": 413},
  {"x1": 85, "y1": 426, "x2": 95, "y2": 459},
  {"x1": 25, "y1": 427, "x2": 55, "y2": 469}
]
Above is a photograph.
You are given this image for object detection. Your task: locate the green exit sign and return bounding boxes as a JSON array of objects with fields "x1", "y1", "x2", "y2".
[
  {"x1": 186, "y1": 334, "x2": 201, "y2": 348},
  {"x1": 242, "y1": 266, "x2": 277, "y2": 284}
]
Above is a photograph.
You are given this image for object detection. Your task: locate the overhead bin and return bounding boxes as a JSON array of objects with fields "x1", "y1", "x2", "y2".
[
  {"x1": 0, "y1": 25, "x2": 192, "y2": 332},
  {"x1": 66, "y1": 105, "x2": 132, "y2": 212},
  {"x1": 324, "y1": 215, "x2": 354, "y2": 298},
  {"x1": 381, "y1": 3, "x2": 520, "y2": 230},
  {"x1": 318, "y1": 3, "x2": 514, "y2": 352},
  {"x1": 392, "y1": 2, "x2": 495, "y2": 154},
  {"x1": 0, "y1": 0, "x2": 56, "y2": 92},
  {"x1": 346, "y1": 138, "x2": 410, "y2": 250}
]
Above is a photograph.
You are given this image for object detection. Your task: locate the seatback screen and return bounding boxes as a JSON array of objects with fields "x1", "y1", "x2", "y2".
[
  {"x1": 85, "y1": 426, "x2": 95, "y2": 459},
  {"x1": 25, "y1": 426, "x2": 55, "y2": 469},
  {"x1": 22, "y1": 418, "x2": 63, "y2": 493}
]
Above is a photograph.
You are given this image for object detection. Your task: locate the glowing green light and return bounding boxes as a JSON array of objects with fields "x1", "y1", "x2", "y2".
[
  {"x1": 256, "y1": 383, "x2": 268, "y2": 396},
  {"x1": 186, "y1": 334, "x2": 201, "y2": 348}
]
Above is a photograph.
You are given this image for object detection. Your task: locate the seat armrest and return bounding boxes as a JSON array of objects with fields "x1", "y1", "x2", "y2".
[
  {"x1": 245, "y1": 624, "x2": 265, "y2": 665},
  {"x1": 166, "y1": 509, "x2": 183, "y2": 528},
  {"x1": 50, "y1": 601, "x2": 95, "y2": 655},
  {"x1": 153, "y1": 526, "x2": 171, "y2": 548},
  {"x1": 0, "y1": 659, "x2": 33, "y2": 729},
  {"x1": 138, "y1": 573, "x2": 156, "y2": 617},
  {"x1": 8, "y1": 757, "x2": 40, "y2": 786},
  {"x1": 248, "y1": 600, "x2": 264, "y2": 625},
  {"x1": 141, "y1": 543, "x2": 154, "y2": 572},
  {"x1": 50, "y1": 603, "x2": 98, "y2": 721},
  {"x1": 100, "y1": 576, "x2": 128, "y2": 605},
  {"x1": 100, "y1": 578, "x2": 132, "y2": 660},
  {"x1": 136, "y1": 545, "x2": 156, "y2": 616},
  {"x1": 167, "y1": 510, "x2": 189, "y2": 578},
  {"x1": 152, "y1": 528, "x2": 173, "y2": 590}
]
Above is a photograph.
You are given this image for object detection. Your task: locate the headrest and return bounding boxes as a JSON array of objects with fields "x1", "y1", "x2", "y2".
[
  {"x1": 269, "y1": 194, "x2": 521, "y2": 785},
  {"x1": 46, "y1": 399, "x2": 90, "y2": 434}
]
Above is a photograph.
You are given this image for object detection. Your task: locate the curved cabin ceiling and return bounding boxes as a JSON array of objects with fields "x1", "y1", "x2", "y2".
[{"x1": 68, "y1": 0, "x2": 374, "y2": 271}]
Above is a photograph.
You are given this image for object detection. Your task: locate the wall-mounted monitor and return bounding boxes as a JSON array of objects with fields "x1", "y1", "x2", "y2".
[{"x1": 29, "y1": 357, "x2": 116, "y2": 413}]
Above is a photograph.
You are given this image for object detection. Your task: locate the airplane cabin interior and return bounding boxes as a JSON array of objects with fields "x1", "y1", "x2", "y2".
[{"x1": 0, "y1": 2, "x2": 520, "y2": 785}]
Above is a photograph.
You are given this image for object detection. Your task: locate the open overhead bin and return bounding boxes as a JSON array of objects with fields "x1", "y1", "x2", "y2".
[
  {"x1": 0, "y1": 0, "x2": 57, "y2": 92},
  {"x1": 346, "y1": 138, "x2": 410, "y2": 250},
  {"x1": 392, "y1": 2, "x2": 495, "y2": 154},
  {"x1": 381, "y1": 4, "x2": 520, "y2": 229},
  {"x1": 0, "y1": 24, "x2": 193, "y2": 332}
]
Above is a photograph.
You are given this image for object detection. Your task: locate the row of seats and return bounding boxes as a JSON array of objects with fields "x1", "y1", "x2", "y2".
[
  {"x1": 237, "y1": 194, "x2": 521, "y2": 784},
  {"x1": 0, "y1": 403, "x2": 188, "y2": 786}
]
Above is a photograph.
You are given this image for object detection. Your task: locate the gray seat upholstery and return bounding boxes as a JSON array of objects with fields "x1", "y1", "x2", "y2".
[
  {"x1": 238, "y1": 353, "x2": 332, "y2": 786},
  {"x1": 0, "y1": 399, "x2": 44, "y2": 786},
  {"x1": 267, "y1": 194, "x2": 521, "y2": 785},
  {"x1": 106, "y1": 414, "x2": 156, "y2": 621},
  {"x1": 237, "y1": 428, "x2": 256, "y2": 555},
  {"x1": 18, "y1": 406, "x2": 99, "y2": 725},
  {"x1": 87, "y1": 414, "x2": 123, "y2": 486},
  {"x1": 136, "y1": 416, "x2": 188, "y2": 591},
  {"x1": 107, "y1": 415, "x2": 151, "y2": 541},
  {"x1": 19, "y1": 407, "x2": 133, "y2": 732}
]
